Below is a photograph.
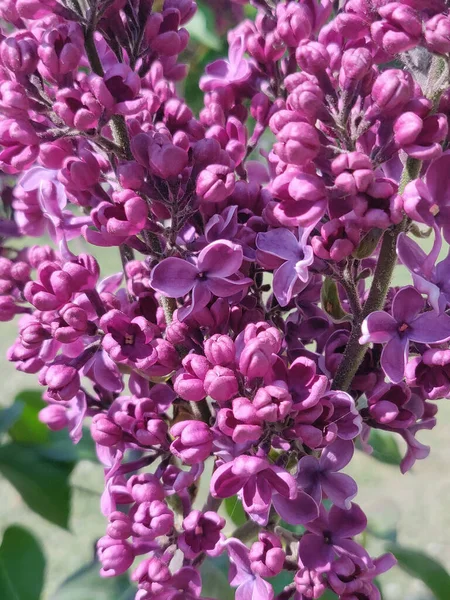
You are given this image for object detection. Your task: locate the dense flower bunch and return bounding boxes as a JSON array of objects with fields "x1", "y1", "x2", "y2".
[{"x1": 1, "y1": 0, "x2": 450, "y2": 597}]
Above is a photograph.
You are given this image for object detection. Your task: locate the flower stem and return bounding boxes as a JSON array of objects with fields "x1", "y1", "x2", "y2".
[{"x1": 331, "y1": 157, "x2": 420, "y2": 392}]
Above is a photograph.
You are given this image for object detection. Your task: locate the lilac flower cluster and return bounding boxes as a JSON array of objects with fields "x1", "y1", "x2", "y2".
[{"x1": 1, "y1": 0, "x2": 450, "y2": 598}]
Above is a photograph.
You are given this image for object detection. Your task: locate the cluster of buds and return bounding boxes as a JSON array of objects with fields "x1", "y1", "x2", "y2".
[{"x1": 1, "y1": 0, "x2": 450, "y2": 599}]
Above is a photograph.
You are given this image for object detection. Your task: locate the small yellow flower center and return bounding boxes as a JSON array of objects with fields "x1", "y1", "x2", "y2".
[{"x1": 430, "y1": 204, "x2": 440, "y2": 216}]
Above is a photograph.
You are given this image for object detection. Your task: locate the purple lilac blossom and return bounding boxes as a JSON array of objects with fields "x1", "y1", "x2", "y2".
[{"x1": 4, "y1": 0, "x2": 450, "y2": 597}]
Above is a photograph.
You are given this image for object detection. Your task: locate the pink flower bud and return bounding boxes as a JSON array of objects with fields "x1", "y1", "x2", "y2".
[
  {"x1": 204, "y1": 334, "x2": 235, "y2": 366},
  {"x1": 97, "y1": 535, "x2": 134, "y2": 577},
  {"x1": 253, "y1": 384, "x2": 293, "y2": 422},
  {"x1": 131, "y1": 500, "x2": 174, "y2": 538},
  {"x1": 148, "y1": 8, "x2": 189, "y2": 56},
  {"x1": 286, "y1": 80, "x2": 324, "y2": 123},
  {"x1": 274, "y1": 121, "x2": 320, "y2": 166},
  {"x1": 39, "y1": 404, "x2": 69, "y2": 430},
  {"x1": 38, "y1": 23, "x2": 83, "y2": 80},
  {"x1": 250, "y1": 532, "x2": 285, "y2": 578},
  {"x1": 178, "y1": 510, "x2": 225, "y2": 558},
  {"x1": 276, "y1": 1, "x2": 313, "y2": 47},
  {"x1": 0, "y1": 80, "x2": 29, "y2": 117},
  {"x1": 196, "y1": 164, "x2": 236, "y2": 203},
  {"x1": 59, "y1": 150, "x2": 101, "y2": 191},
  {"x1": 127, "y1": 473, "x2": 165, "y2": 503},
  {"x1": 117, "y1": 160, "x2": 145, "y2": 190},
  {"x1": 170, "y1": 420, "x2": 213, "y2": 464},
  {"x1": 311, "y1": 218, "x2": 360, "y2": 262},
  {"x1": 217, "y1": 397, "x2": 263, "y2": 443},
  {"x1": 0, "y1": 118, "x2": 39, "y2": 174},
  {"x1": 203, "y1": 365, "x2": 239, "y2": 403},
  {"x1": 89, "y1": 64, "x2": 143, "y2": 116},
  {"x1": 295, "y1": 40, "x2": 330, "y2": 75},
  {"x1": 106, "y1": 511, "x2": 133, "y2": 540},
  {"x1": 1, "y1": 32, "x2": 38, "y2": 75},
  {"x1": 332, "y1": 152, "x2": 374, "y2": 195},
  {"x1": 371, "y1": 69, "x2": 413, "y2": 117},
  {"x1": 239, "y1": 338, "x2": 274, "y2": 379},
  {"x1": 340, "y1": 47, "x2": 372, "y2": 90},
  {"x1": 54, "y1": 88, "x2": 102, "y2": 131},
  {"x1": 372, "y1": 2, "x2": 422, "y2": 55},
  {"x1": 0, "y1": 295, "x2": 19, "y2": 322},
  {"x1": 425, "y1": 14, "x2": 450, "y2": 54},
  {"x1": 91, "y1": 414, "x2": 123, "y2": 446},
  {"x1": 41, "y1": 363, "x2": 80, "y2": 401},
  {"x1": 39, "y1": 138, "x2": 72, "y2": 170}
]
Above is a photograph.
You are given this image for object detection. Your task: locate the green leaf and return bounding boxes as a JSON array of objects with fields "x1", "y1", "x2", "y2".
[
  {"x1": 201, "y1": 555, "x2": 234, "y2": 600},
  {"x1": 52, "y1": 561, "x2": 135, "y2": 600},
  {"x1": 352, "y1": 228, "x2": 383, "y2": 259},
  {"x1": 9, "y1": 390, "x2": 49, "y2": 444},
  {"x1": 0, "y1": 525, "x2": 46, "y2": 600},
  {"x1": 410, "y1": 224, "x2": 433, "y2": 239},
  {"x1": 0, "y1": 403, "x2": 24, "y2": 435},
  {"x1": 321, "y1": 277, "x2": 349, "y2": 322},
  {"x1": 367, "y1": 429, "x2": 402, "y2": 466},
  {"x1": 187, "y1": 1, "x2": 222, "y2": 50},
  {"x1": 387, "y1": 543, "x2": 450, "y2": 600},
  {"x1": 224, "y1": 495, "x2": 247, "y2": 527},
  {"x1": 38, "y1": 428, "x2": 98, "y2": 464},
  {"x1": 0, "y1": 443, "x2": 73, "y2": 529},
  {"x1": 272, "y1": 570, "x2": 294, "y2": 595}
]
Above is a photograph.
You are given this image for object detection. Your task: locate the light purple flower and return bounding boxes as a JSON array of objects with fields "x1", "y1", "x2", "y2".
[
  {"x1": 297, "y1": 439, "x2": 358, "y2": 509},
  {"x1": 200, "y1": 36, "x2": 252, "y2": 91},
  {"x1": 256, "y1": 227, "x2": 314, "y2": 306},
  {"x1": 397, "y1": 232, "x2": 450, "y2": 314},
  {"x1": 150, "y1": 240, "x2": 252, "y2": 321},
  {"x1": 299, "y1": 503, "x2": 371, "y2": 573},
  {"x1": 178, "y1": 510, "x2": 225, "y2": 558},
  {"x1": 210, "y1": 455, "x2": 316, "y2": 526},
  {"x1": 224, "y1": 538, "x2": 274, "y2": 600},
  {"x1": 17, "y1": 167, "x2": 91, "y2": 242},
  {"x1": 360, "y1": 286, "x2": 450, "y2": 383}
]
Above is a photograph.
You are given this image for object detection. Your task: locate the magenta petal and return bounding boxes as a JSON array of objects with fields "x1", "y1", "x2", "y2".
[
  {"x1": 150, "y1": 257, "x2": 197, "y2": 297},
  {"x1": 381, "y1": 336, "x2": 408, "y2": 383},
  {"x1": 299, "y1": 533, "x2": 333, "y2": 572},
  {"x1": 177, "y1": 281, "x2": 211, "y2": 322},
  {"x1": 272, "y1": 489, "x2": 319, "y2": 525},
  {"x1": 297, "y1": 455, "x2": 321, "y2": 488},
  {"x1": 391, "y1": 286, "x2": 424, "y2": 323},
  {"x1": 320, "y1": 439, "x2": 355, "y2": 472},
  {"x1": 211, "y1": 463, "x2": 245, "y2": 498},
  {"x1": 397, "y1": 233, "x2": 427, "y2": 275},
  {"x1": 207, "y1": 276, "x2": 252, "y2": 297},
  {"x1": 426, "y1": 150, "x2": 450, "y2": 207},
  {"x1": 329, "y1": 503, "x2": 367, "y2": 538},
  {"x1": 225, "y1": 539, "x2": 252, "y2": 586},
  {"x1": 197, "y1": 240, "x2": 244, "y2": 278},
  {"x1": 333, "y1": 538, "x2": 373, "y2": 569},
  {"x1": 236, "y1": 577, "x2": 273, "y2": 600},
  {"x1": 321, "y1": 472, "x2": 358, "y2": 510},
  {"x1": 256, "y1": 228, "x2": 300, "y2": 261},
  {"x1": 360, "y1": 311, "x2": 397, "y2": 344},
  {"x1": 409, "y1": 311, "x2": 450, "y2": 343},
  {"x1": 273, "y1": 260, "x2": 298, "y2": 307}
]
